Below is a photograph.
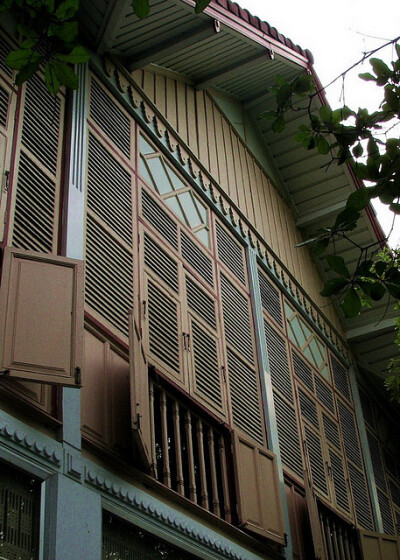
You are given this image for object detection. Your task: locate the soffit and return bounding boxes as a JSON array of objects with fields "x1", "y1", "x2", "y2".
[{"x1": 78, "y1": 0, "x2": 398, "y2": 378}]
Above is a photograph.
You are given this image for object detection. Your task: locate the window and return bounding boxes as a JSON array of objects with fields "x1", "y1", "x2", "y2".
[
  {"x1": 103, "y1": 513, "x2": 198, "y2": 559},
  {"x1": 0, "y1": 463, "x2": 41, "y2": 560},
  {"x1": 139, "y1": 134, "x2": 210, "y2": 247}
]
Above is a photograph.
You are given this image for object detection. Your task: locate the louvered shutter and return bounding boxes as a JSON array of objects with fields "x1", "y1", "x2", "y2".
[
  {"x1": 0, "y1": 60, "x2": 16, "y2": 243},
  {"x1": 0, "y1": 248, "x2": 83, "y2": 386},
  {"x1": 185, "y1": 276, "x2": 226, "y2": 419},
  {"x1": 129, "y1": 315, "x2": 151, "y2": 471},
  {"x1": 304, "y1": 469, "x2": 327, "y2": 560},
  {"x1": 257, "y1": 267, "x2": 283, "y2": 327},
  {"x1": 10, "y1": 73, "x2": 64, "y2": 252},
  {"x1": 233, "y1": 432, "x2": 285, "y2": 543},
  {"x1": 216, "y1": 222, "x2": 246, "y2": 285}
]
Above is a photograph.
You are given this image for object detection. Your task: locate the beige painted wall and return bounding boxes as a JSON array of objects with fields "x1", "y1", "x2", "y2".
[{"x1": 132, "y1": 68, "x2": 343, "y2": 335}]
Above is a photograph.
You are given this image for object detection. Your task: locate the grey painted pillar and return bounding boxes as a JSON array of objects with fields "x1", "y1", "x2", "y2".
[
  {"x1": 43, "y1": 473, "x2": 102, "y2": 560},
  {"x1": 61, "y1": 63, "x2": 89, "y2": 449},
  {"x1": 348, "y1": 367, "x2": 383, "y2": 532},
  {"x1": 247, "y1": 247, "x2": 293, "y2": 559}
]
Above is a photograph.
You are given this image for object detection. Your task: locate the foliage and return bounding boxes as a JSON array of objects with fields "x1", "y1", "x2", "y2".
[
  {"x1": 1, "y1": 0, "x2": 90, "y2": 94},
  {"x1": 264, "y1": 42, "x2": 400, "y2": 316},
  {"x1": 264, "y1": 41, "x2": 400, "y2": 399},
  {"x1": 1, "y1": 0, "x2": 212, "y2": 95}
]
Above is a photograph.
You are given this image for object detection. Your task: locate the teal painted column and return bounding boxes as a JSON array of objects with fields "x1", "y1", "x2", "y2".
[
  {"x1": 43, "y1": 473, "x2": 102, "y2": 560},
  {"x1": 247, "y1": 247, "x2": 293, "y2": 559},
  {"x1": 348, "y1": 367, "x2": 383, "y2": 532},
  {"x1": 61, "y1": 63, "x2": 89, "y2": 449}
]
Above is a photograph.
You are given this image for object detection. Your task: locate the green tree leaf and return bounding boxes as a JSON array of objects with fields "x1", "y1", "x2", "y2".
[
  {"x1": 320, "y1": 277, "x2": 349, "y2": 297},
  {"x1": 272, "y1": 114, "x2": 285, "y2": 133},
  {"x1": 359, "y1": 72, "x2": 376, "y2": 82},
  {"x1": 132, "y1": 0, "x2": 150, "y2": 18},
  {"x1": 15, "y1": 59, "x2": 41, "y2": 85},
  {"x1": 44, "y1": 61, "x2": 60, "y2": 96},
  {"x1": 55, "y1": 0, "x2": 79, "y2": 20},
  {"x1": 194, "y1": 0, "x2": 212, "y2": 13},
  {"x1": 6, "y1": 48, "x2": 40, "y2": 70},
  {"x1": 53, "y1": 60, "x2": 79, "y2": 89},
  {"x1": 342, "y1": 287, "x2": 362, "y2": 317},
  {"x1": 327, "y1": 255, "x2": 350, "y2": 278},
  {"x1": 56, "y1": 46, "x2": 90, "y2": 64},
  {"x1": 346, "y1": 188, "x2": 372, "y2": 211}
]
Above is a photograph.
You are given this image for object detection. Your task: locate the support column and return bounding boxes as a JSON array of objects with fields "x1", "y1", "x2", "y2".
[
  {"x1": 348, "y1": 367, "x2": 383, "y2": 532},
  {"x1": 61, "y1": 63, "x2": 89, "y2": 449},
  {"x1": 247, "y1": 247, "x2": 293, "y2": 559},
  {"x1": 43, "y1": 473, "x2": 102, "y2": 560}
]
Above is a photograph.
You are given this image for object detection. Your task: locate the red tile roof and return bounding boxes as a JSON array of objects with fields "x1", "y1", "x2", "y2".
[{"x1": 213, "y1": 0, "x2": 314, "y2": 64}]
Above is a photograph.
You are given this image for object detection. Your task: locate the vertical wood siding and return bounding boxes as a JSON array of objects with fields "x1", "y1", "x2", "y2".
[{"x1": 135, "y1": 68, "x2": 342, "y2": 333}]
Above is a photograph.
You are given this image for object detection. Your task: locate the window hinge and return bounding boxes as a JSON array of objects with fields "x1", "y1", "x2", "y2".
[
  {"x1": 135, "y1": 412, "x2": 142, "y2": 430},
  {"x1": 4, "y1": 169, "x2": 9, "y2": 192},
  {"x1": 221, "y1": 365, "x2": 226, "y2": 382},
  {"x1": 284, "y1": 533, "x2": 288, "y2": 547},
  {"x1": 74, "y1": 367, "x2": 82, "y2": 386}
]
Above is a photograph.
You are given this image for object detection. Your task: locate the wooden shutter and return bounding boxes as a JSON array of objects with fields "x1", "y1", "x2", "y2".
[
  {"x1": 0, "y1": 64, "x2": 16, "y2": 244},
  {"x1": 304, "y1": 469, "x2": 327, "y2": 560},
  {"x1": 11, "y1": 73, "x2": 63, "y2": 253},
  {"x1": 257, "y1": 267, "x2": 283, "y2": 327},
  {"x1": 359, "y1": 530, "x2": 400, "y2": 560},
  {"x1": 216, "y1": 222, "x2": 246, "y2": 285},
  {"x1": 0, "y1": 247, "x2": 83, "y2": 386},
  {"x1": 233, "y1": 432, "x2": 285, "y2": 543},
  {"x1": 129, "y1": 315, "x2": 152, "y2": 471}
]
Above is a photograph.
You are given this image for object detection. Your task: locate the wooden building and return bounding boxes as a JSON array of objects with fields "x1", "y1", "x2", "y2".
[{"x1": 0, "y1": 1, "x2": 399, "y2": 559}]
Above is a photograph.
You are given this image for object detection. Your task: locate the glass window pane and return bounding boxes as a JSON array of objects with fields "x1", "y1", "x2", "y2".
[
  {"x1": 320, "y1": 364, "x2": 330, "y2": 381},
  {"x1": 303, "y1": 345, "x2": 314, "y2": 365},
  {"x1": 139, "y1": 157, "x2": 155, "y2": 188},
  {"x1": 309, "y1": 338, "x2": 324, "y2": 368},
  {"x1": 287, "y1": 321, "x2": 298, "y2": 345},
  {"x1": 291, "y1": 316, "x2": 307, "y2": 348},
  {"x1": 284, "y1": 302, "x2": 294, "y2": 320},
  {"x1": 139, "y1": 134, "x2": 155, "y2": 155},
  {"x1": 178, "y1": 191, "x2": 202, "y2": 228},
  {"x1": 195, "y1": 227, "x2": 209, "y2": 247},
  {"x1": 299, "y1": 318, "x2": 312, "y2": 341},
  {"x1": 195, "y1": 196, "x2": 207, "y2": 223},
  {"x1": 147, "y1": 157, "x2": 173, "y2": 195},
  {"x1": 166, "y1": 196, "x2": 186, "y2": 224},
  {"x1": 167, "y1": 165, "x2": 186, "y2": 191}
]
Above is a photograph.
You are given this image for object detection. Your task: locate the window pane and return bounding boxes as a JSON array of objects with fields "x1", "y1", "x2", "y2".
[
  {"x1": 140, "y1": 157, "x2": 155, "y2": 188},
  {"x1": 178, "y1": 191, "x2": 203, "y2": 228},
  {"x1": 147, "y1": 157, "x2": 173, "y2": 195},
  {"x1": 167, "y1": 165, "x2": 186, "y2": 191},
  {"x1": 139, "y1": 134, "x2": 156, "y2": 155},
  {"x1": 195, "y1": 226, "x2": 209, "y2": 247},
  {"x1": 166, "y1": 196, "x2": 186, "y2": 223}
]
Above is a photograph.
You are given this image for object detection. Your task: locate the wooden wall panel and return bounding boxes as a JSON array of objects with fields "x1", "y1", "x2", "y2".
[{"x1": 138, "y1": 68, "x2": 343, "y2": 334}]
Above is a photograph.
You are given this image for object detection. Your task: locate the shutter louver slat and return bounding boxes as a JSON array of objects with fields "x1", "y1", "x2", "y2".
[
  {"x1": 299, "y1": 389, "x2": 319, "y2": 428},
  {"x1": 147, "y1": 280, "x2": 180, "y2": 374},
  {"x1": 0, "y1": 83, "x2": 9, "y2": 127},
  {"x1": 292, "y1": 352, "x2": 313, "y2": 391},
  {"x1": 144, "y1": 234, "x2": 178, "y2": 293},
  {"x1": 273, "y1": 392, "x2": 303, "y2": 478},
  {"x1": 142, "y1": 189, "x2": 178, "y2": 249},
  {"x1": 227, "y1": 349, "x2": 264, "y2": 445},
  {"x1": 85, "y1": 216, "x2": 133, "y2": 337},
  {"x1": 315, "y1": 377, "x2": 335, "y2": 413},
  {"x1": 323, "y1": 414, "x2": 340, "y2": 449},
  {"x1": 13, "y1": 153, "x2": 55, "y2": 252},
  {"x1": 191, "y1": 321, "x2": 222, "y2": 411},
  {"x1": 367, "y1": 431, "x2": 387, "y2": 492},
  {"x1": 216, "y1": 222, "x2": 245, "y2": 284},
  {"x1": 305, "y1": 426, "x2": 328, "y2": 495},
  {"x1": 186, "y1": 277, "x2": 216, "y2": 329},
  {"x1": 329, "y1": 450, "x2": 350, "y2": 513},
  {"x1": 181, "y1": 231, "x2": 213, "y2": 286},
  {"x1": 88, "y1": 134, "x2": 132, "y2": 246},
  {"x1": 390, "y1": 480, "x2": 400, "y2": 509},
  {"x1": 359, "y1": 391, "x2": 375, "y2": 429},
  {"x1": 90, "y1": 78, "x2": 130, "y2": 157},
  {"x1": 220, "y1": 274, "x2": 254, "y2": 364},
  {"x1": 377, "y1": 489, "x2": 395, "y2": 535},
  {"x1": 264, "y1": 322, "x2": 293, "y2": 400},
  {"x1": 338, "y1": 401, "x2": 362, "y2": 469},
  {"x1": 0, "y1": 35, "x2": 13, "y2": 77},
  {"x1": 348, "y1": 464, "x2": 374, "y2": 530},
  {"x1": 257, "y1": 269, "x2": 283, "y2": 327},
  {"x1": 21, "y1": 74, "x2": 61, "y2": 176},
  {"x1": 331, "y1": 356, "x2": 351, "y2": 401}
]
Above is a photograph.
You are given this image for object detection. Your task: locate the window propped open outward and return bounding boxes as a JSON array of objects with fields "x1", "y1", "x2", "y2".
[{"x1": 0, "y1": 248, "x2": 84, "y2": 386}]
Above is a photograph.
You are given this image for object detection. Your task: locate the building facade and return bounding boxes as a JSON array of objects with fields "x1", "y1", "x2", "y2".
[{"x1": 0, "y1": 1, "x2": 399, "y2": 559}]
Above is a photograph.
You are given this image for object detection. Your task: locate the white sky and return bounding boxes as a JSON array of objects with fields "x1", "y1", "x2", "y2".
[{"x1": 235, "y1": 0, "x2": 400, "y2": 246}]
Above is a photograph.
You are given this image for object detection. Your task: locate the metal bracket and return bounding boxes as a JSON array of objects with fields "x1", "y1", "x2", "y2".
[
  {"x1": 0, "y1": 369, "x2": 10, "y2": 377},
  {"x1": 74, "y1": 367, "x2": 82, "y2": 385}
]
